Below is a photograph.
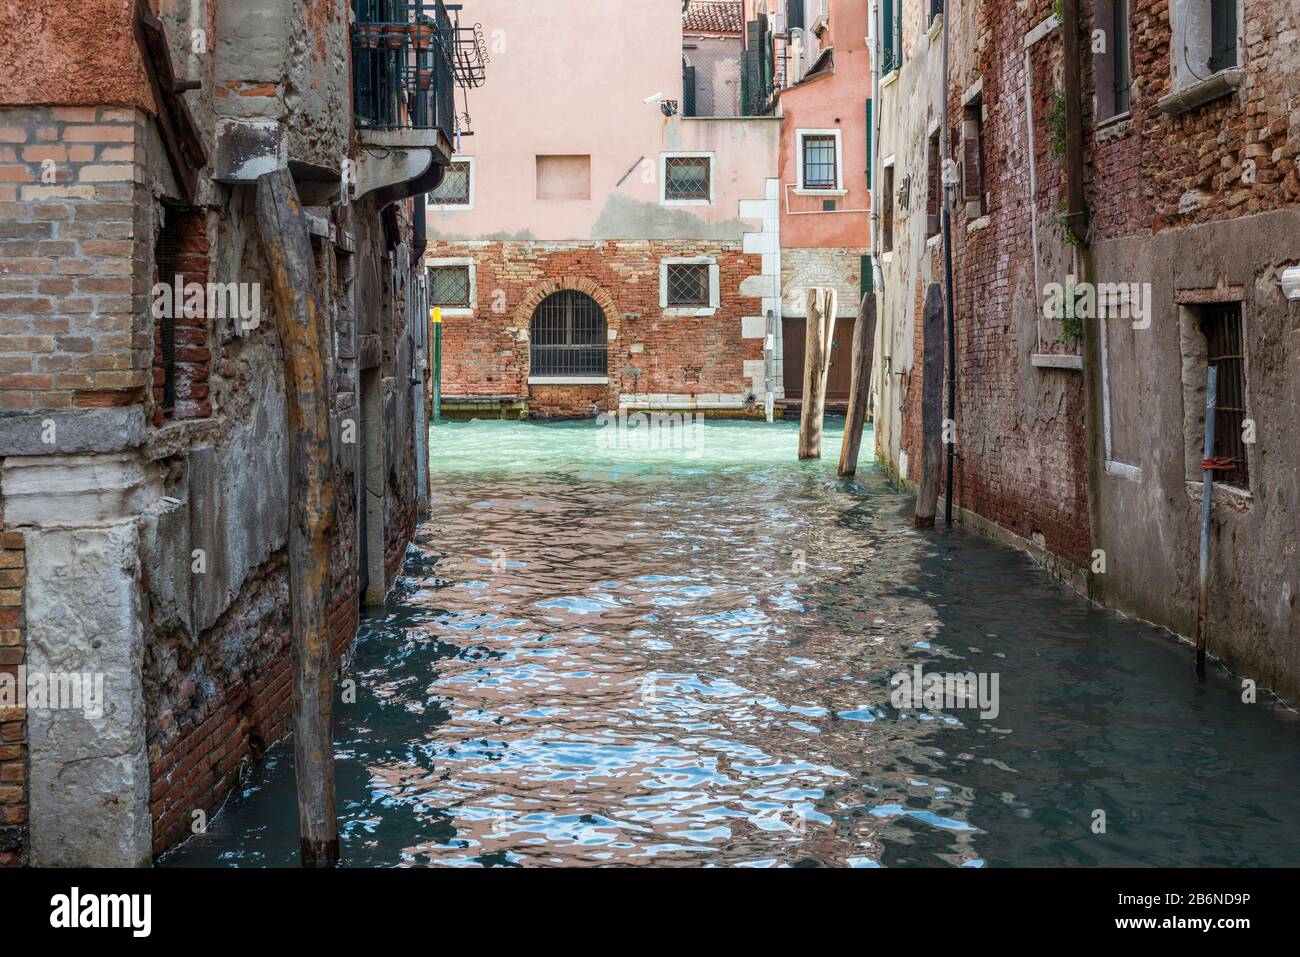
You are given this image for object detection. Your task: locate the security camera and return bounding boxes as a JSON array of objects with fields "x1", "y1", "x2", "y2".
[{"x1": 643, "y1": 92, "x2": 664, "y2": 105}]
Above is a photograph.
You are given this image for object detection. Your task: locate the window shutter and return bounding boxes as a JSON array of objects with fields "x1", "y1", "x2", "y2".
[
  {"x1": 865, "y1": 99, "x2": 873, "y2": 188},
  {"x1": 860, "y1": 255, "x2": 874, "y2": 299},
  {"x1": 961, "y1": 118, "x2": 982, "y2": 204},
  {"x1": 1209, "y1": 0, "x2": 1237, "y2": 73},
  {"x1": 881, "y1": 0, "x2": 895, "y2": 73},
  {"x1": 787, "y1": 0, "x2": 804, "y2": 31}
]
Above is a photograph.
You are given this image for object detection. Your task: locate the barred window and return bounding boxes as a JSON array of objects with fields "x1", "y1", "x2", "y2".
[
  {"x1": 665, "y1": 156, "x2": 711, "y2": 201},
  {"x1": 430, "y1": 265, "x2": 471, "y2": 308},
  {"x1": 1200, "y1": 303, "x2": 1249, "y2": 490},
  {"x1": 801, "y1": 134, "x2": 838, "y2": 190},
  {"x1": 666, "y1": 263, "x2": 710, "y2": 308},
  {"x1": 429, "y1": 161, "x2": 471, "y2": 206},
  {"x1": 529, "y1": 290, "x2": 608, "y2": 377}
]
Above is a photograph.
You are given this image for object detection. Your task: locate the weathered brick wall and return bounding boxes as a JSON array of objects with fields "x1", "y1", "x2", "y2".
[
  {"x1": 0, "y1": 522, "x2": 25, "y2": 866},
  {"x1": 0, "y1": 106, "x2": 148, "y2": 414},
  {"x1": 1086, "y1": 0, "x2": 1299, "y2": 238},
  {"x1": 431, "y1": 240, "x2": 765, "y2": 417},
  {"x1": 940, "y1": 0, "x2": 1092, "y2": 568}
]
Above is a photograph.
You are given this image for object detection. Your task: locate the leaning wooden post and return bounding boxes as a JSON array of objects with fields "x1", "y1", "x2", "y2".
[
  {"x1": 799, "y1": 286, "x2": 838, "y2": 460},
  {"x1": 838, "y1": 291, "x2": 878, "y2": 476},
  {"x1": 915, "y1": 283, "x2": 945, "y2": 526},
  {"x1": 255, "y1": 169, "x2": 340, "y2": 867}
]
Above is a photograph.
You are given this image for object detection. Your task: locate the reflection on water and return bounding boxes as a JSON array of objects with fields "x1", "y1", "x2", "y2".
[{"x1": 164, "y1": 419, "x2": 1300, "y2": 868}]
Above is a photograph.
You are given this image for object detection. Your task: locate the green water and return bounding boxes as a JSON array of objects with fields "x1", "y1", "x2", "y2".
[{"x1": 164, "y1": 418, "x2": 1300, "y2": 867}]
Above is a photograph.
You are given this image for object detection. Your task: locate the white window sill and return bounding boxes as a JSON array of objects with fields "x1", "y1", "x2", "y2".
[
  {"x1": 662, "y1": 198, "x2": 712, "y2": 206},
  {"x1": 663, "y1": 307, "x2": 718, "y2": 317},
  {"x1": 432, "y1": 306, "x2": 472, "y2": 318},
  {"x1": 927, "y1": 15, "x2": 943, "y2": 42},
  {"x1": 926, "y1": 233, "x2": 942, "y2": 248},
  {"x1": 880, "y1": 251, "x2": 894, "y2": 264},
  {"x1": 529, "y1": 376, "x2": 609, "y2": 385},
  {"x1": 429, "y1": 203, "x2": 473, "y2": 212},
  {"x1": 795, "y1": 187, "x2": 847, "y2": 197},
  {"x1": 881, "y1": 69, "x2": 899, "y2": 88},
  {"x1": 966, "y1": 214, "x2": 991, "y2": 234}
]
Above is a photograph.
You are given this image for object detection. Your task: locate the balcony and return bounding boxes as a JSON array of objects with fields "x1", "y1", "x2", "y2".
[{"x1": 350, "y1": 0, "x2": 487, "y2": 203}]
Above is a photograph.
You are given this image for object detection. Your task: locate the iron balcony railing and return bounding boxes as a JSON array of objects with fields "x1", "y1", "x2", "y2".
[{"x1": 351, "y1": 1, "x2": 487, "y2": 139}]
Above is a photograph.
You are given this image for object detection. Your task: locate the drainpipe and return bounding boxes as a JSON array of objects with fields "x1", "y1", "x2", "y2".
[
  {"x1": 869, "y1": 0, "x2": 885, "y2": 446},
  {"x1": 939, "y1": 0, "x2": 957, "y2": 526},
  {"x1": 1061, "y1": 0, "x2": 1089, "y2": 245}
]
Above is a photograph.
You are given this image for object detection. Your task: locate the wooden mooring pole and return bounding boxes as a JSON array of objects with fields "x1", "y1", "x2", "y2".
[
  {"x1": 799, "y1": 287, "x2": 838, "y2": 460},
  {"x1": 255, "y1": 169, "x2": 340, "y2": 867},
  {"x1": 838, "y1": 291, "x2": 878, "y2": 476},
  {"x1": 916, "y1": 283, "x2": 945, "y2": 527}
]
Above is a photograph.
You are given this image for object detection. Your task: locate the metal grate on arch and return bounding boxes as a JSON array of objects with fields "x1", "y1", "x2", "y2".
[{"x1": 529, "y1": 290, "x2": 608, "y2": 377}]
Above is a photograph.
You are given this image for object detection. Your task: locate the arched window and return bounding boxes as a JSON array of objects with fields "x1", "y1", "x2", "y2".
[{"x1": 529, "y1": 290, "x2": 608, "y2": 378}]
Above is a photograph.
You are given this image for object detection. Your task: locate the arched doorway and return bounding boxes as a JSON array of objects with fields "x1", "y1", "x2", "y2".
[{"x1": 529, "y1": 290, "x2": 608, "y2": 378}]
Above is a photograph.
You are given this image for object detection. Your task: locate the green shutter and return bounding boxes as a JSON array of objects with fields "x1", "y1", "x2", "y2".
[
  {"x1": 860, "y1": 255, "x2": 874, "y2": 299},
  {"x1": 866, "y1": 99, "x2": 873, "y2": 188},
  {"x1": 881, "y1": 0, "x2": 895, "y2": 73}
]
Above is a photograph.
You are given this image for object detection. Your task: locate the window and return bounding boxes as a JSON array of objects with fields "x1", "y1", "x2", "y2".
[
  {"x1": 929, "y1": 0, "x2": 943, "y2": 27},
  {"x1": 1209, "y1": 0, "x2": 1238, "y2": 73},
  {"x1": 797, "y1": 130, "x2": 842, "y2": 192},
  {"x1": 536, "y1": 154, "x2": 591, "y2": 201},
  {"x1": 430, "y1": 266, "x2": 470, "y2": 308},
  {"x1": 429, "y1": 159, "x2": 473, "y2": 209},
  {"x1": 529, "y1": 290, "x2": 608, "y2": 379},
  {"x1": 926, "y1": 130, "x2": 941, "y2": 237},
  {"x1": 1200, "y1": 304, "x2": 1249, "y2": 489},
  {"x1": 1160, "y1": 0, "x2": 1242, "y2": 113},
  {"x1": 1092, "y1": 0, "x2": 1132, "y2": 121},
  {"x1": 961, "y1": 96, "x2": 986, "y2": 217},
  {"x1": 663, "y1": 154, "x2": 713, "y2": 203},
  {"x1": 803, "y1": 135, "x2": 837, "y2": 189},
  {"x1": 881, "y1": 162, "x2": 895, "y2": 253},
  {"x1": 666, "y1": 263, "x2": 710, "y2": 307},
  {"x1": 881, "y1": 0, "x2": 901, "y2": 74}
]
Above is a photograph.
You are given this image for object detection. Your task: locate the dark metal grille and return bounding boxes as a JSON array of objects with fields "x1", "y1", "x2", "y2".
[
  {"x1": 429, "y1": 161, "x2": 470, "y2": 205},
  {"x1": 1202, "y1": 303, "x2": 1249, "y2": 489},
  {"x1": 530, "y1": 291, "x2": 608, "y2": 377},
  {"x1": 430, "y1": 265, "x2": 470, "y2": 307},
  {"x1": 667, "y1": 264, "x2": 710, "y2": 308},
  {"x1": 155, "y1": 211, "x2": 179, "y2": 415},
  {"x1": 665, "y1": 156, "x2": 711, "y2": 201},
  {"x1": 351, "y1": 0, "x2": 457, "y2": 139},
  {"x1": 802, "y1": 135, "x2": 837, "y2": 189}
]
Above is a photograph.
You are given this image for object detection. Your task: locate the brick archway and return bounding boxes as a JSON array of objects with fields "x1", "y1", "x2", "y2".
[{"x1": 513, "y1": 276, "x2": 619, "y2": 330}]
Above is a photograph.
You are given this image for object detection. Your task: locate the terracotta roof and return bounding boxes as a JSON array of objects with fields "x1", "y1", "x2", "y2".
[{"x1": 684, "y1": 1, "x2": 744, "y2": 35}]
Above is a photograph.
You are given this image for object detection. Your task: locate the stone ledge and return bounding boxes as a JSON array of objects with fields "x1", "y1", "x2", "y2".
[
  {"x1": 1157, "y1": 69, "x2": 1244, "y2": 116},
  {"x1": 0, "y1": 408, "x2": 146, "y2": 457}
]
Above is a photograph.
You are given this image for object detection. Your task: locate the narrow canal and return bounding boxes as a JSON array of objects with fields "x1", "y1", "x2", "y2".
[{"x1": 165, "y1": 418, "x2": 1300, "y2": 867}]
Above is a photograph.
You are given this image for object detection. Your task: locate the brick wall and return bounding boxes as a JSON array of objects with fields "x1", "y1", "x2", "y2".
[
  {"x1": 939, "y1": 0, "x2": 1093, "y2": 568},
  {"x1": 0, "y1": 106, "x2": 148, "y2": 414},
  {"x1": 431, "y1": 240, "x2": 765, "y2": 417},
  {"x1": 0, "y1": 522, "x2": 25, "y2": 866}
]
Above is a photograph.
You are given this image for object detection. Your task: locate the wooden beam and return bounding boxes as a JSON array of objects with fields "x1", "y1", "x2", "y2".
[
  {"x1": 798, "y1": 287, "x2": 837, "y2": 460},
  {"x1": 134, "y1": 0, "x2": 207, "y2": 203},
  {"x1": 254, "y1": 169, "x2": 340, "y2": 868},
  {"x1": 838, "y1": 291, "x2": 877, "y2": 476},
  {"x1": 916, "y1": 283, "x2": 944, "y2": 526}
]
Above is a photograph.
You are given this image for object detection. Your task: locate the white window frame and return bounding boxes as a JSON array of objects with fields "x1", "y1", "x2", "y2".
[
  {"x1": 795, "y1": 129, "x2": 846, "y2": 195},
  {"x1": 428, "y1": 156, "x2": 475, "y2": 211},
  {"x1": 427, "y1": 258, "x2": 476, "y2": 318},
  {"x1": 660, "y1": 151, "x2": 716, "y2": 206},
  {"x1": 660, "y1": 256, "x2": 721, "y2": 317}
]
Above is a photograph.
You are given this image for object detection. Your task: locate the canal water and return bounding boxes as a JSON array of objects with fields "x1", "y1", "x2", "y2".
[{"x1": 165, "y1": 418, "x2": 1300, "y2": 868}]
